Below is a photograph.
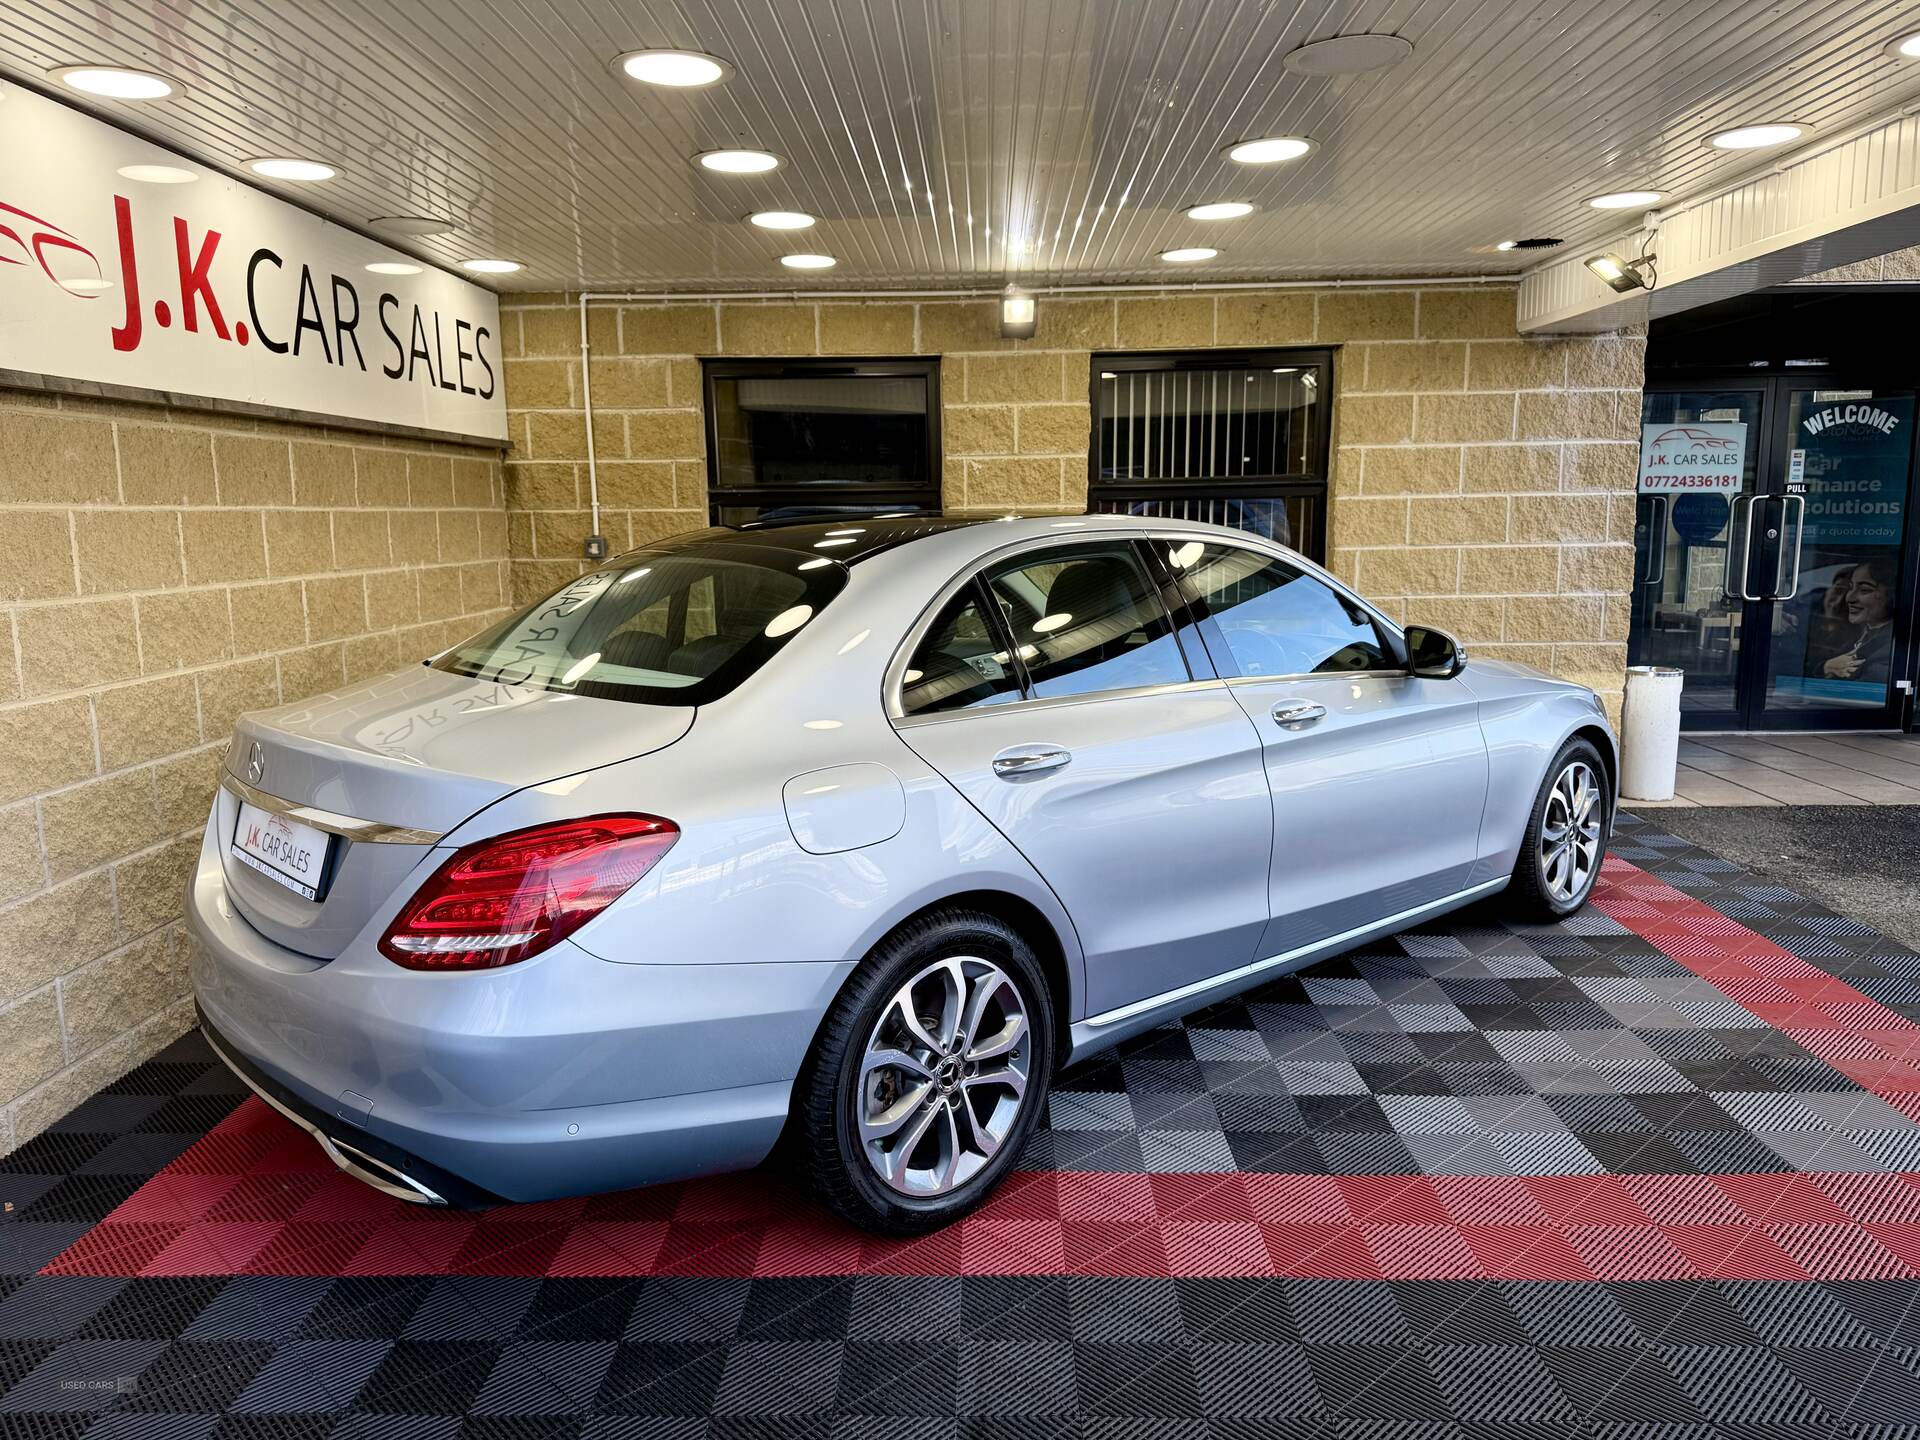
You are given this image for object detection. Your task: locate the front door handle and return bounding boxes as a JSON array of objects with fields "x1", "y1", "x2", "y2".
[
  {"x1": 992, "y1": 744, "x2": 1071, "y2": 777},
  {"x1": 1270, "y1": 700, "x2": 1327, "y2": 728}
]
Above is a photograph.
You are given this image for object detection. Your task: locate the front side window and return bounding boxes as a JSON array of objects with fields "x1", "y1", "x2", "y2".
[
  {"x1": 435, "y1": 540, "x2": 844, "y2": 705},
  {"x1": 985, "y1": 544, "x2": 1189, "y2": 700},
  {"x1": 1172, "y1": 542, "x2": 1389, "y2": 678}
]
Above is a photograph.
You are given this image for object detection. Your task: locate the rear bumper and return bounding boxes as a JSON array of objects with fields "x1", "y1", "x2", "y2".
[{"x1": 185, "y1": 809, "x2": 855, "y2": 1203}]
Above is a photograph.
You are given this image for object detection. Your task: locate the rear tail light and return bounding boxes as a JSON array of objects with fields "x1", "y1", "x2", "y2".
[{"x1": 380, "y1": 814, "x2": 678, "y2": 971}]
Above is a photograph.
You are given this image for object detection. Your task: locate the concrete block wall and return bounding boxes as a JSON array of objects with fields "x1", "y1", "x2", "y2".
[
  {"x1": 500, "y1": 286, "x2": 1643, "y2": 710},
  {"x1": 0, "y1": 390, "x2": 510, "y2": 1150}
]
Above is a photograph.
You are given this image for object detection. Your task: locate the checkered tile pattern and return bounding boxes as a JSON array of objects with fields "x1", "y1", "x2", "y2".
[{"x1": 3, "y1": 814, "x2": 1920, "y2": 1432}]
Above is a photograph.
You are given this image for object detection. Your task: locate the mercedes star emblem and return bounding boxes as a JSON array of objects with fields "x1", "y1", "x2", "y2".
[{"x1": 246, "y1": 742, "x2": 265, "y2": 785}]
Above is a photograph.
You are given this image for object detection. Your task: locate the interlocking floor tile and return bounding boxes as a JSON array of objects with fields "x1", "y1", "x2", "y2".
[{"x1": 3, "y1": 816, "x2": 1920, "y2": 1432}]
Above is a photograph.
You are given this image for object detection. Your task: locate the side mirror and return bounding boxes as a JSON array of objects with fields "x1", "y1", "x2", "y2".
[{"x1": 1405, "y1": 625, "x2": 1467, "y2": 679}]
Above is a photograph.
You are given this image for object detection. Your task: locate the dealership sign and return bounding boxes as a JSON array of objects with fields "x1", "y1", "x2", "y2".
[
  {"x1": 0, "y1": 83, "x2": 506, "y2": 442},
  {"x1": 1637, "y1": 422, "x2": 1746, "y2": 494}
]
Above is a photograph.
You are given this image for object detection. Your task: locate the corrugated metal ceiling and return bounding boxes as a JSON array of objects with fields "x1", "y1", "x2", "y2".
[{"x1": 6, "y1": 0, "x2": 1920, "y2": 292}]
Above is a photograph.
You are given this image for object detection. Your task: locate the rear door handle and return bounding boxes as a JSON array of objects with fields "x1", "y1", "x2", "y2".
[
  {"x1": 992, "y1": 744, "x2": 1071, "y2": 777},
  {"x1": 1270, "y1": 700, "x2": 1326, "y2": 728}
]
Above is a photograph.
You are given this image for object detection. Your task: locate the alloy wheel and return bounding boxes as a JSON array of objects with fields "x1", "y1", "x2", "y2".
[
  {"x1": 857, "y1": 955, "x2": 1031, "y2": 1198},
  {"x1": 1540, "y1": 759, "x2": 1603, "y2": 905}
]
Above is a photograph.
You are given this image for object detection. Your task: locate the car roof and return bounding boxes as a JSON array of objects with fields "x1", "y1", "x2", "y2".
[
  {"x1": 631, "y1": 514, "x2": 991, "y2": 566},
  {"x1": 638, "y1": 510, "x2": 1297, "y2": 566}
]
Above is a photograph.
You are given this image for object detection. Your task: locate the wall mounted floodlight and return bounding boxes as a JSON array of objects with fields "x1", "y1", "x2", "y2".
[
  {"x1": 999, "y1": 287, "x2": 1037, "y2": 339},
  {"x1": 1584, "y1": 250, "x2": 1656, "y2": 293}
]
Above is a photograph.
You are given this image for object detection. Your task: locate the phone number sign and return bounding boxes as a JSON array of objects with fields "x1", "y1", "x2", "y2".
[{"x1": 1638, "y1": 422, "x2": 1747, "y2": 494}]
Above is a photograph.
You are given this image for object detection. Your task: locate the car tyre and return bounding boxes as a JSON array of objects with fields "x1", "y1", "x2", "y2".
[
  {"x1": 792, "y1": 907, "x2": 1054, "y2": 1235},
  {"x1": 1507, "y1": 737, "x2": 1610, "y2": 921}
]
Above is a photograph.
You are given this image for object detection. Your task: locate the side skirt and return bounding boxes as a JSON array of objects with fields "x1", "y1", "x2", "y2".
[{"x1": 1064, "y1": 877, "x2": 1510, "y2": 1064}]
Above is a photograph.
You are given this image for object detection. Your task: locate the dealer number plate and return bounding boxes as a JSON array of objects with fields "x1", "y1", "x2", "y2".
[{"x1": 231, "y1": 801, "x2": 330, "y2": 901}]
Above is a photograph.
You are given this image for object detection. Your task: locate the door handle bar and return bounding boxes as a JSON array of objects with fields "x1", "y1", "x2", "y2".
[
  {"x1": 1772, "y1": 493, "x2": 1806, "y2": 600},
  {"x1": 1638, "y1": 493, "x2": 1669, "y2": 587},
  {"x1": 1270, "y1": 700, "x2": 1327, "y2": 727},
  {"x1": 1726, "y1": 494, "x2": 1762, "y2": 601},
  {"x1": 992, "y1": 746, "x2": 1071, "y2": 777}
]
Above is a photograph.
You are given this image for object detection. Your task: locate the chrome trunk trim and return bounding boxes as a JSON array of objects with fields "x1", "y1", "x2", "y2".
[{"x1": 222, "y1": 772, "x2": 445, "y2": 846}]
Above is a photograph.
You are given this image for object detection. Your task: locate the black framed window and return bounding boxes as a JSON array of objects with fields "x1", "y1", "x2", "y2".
[
  {"x1": 704, "y1": 357, "x2": 941, "y2": 526},
  {"x1": 1089, "y1": 349, "x2": 1334, "y2": 559}
]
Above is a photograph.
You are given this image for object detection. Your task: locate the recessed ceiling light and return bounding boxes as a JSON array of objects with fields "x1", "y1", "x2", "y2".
[
  {"x1": 1708, "y1": 123, "x2": 1803, "y2": 150},
  {"x1": 780, "y1": 253, "x2": 836, "y2": 269},
  {"x1": 1186, "y1": 201, "x2": 1256, "y2": 221},
  {"x1": 697, "y1": 148, "x2": 781, "y2": 174},
  {"x1": 1886, "y1": 32, "x2": 1920, "y2": 58},
  {"x1": 366, "y1": 261, "x2": 423, "y2": 275},
  {"x1": 52, "y1": 65, "x2": 177, "y2": 99},
  {"x1": 248, "y1": 157, "x2": 336, "y2": 181},
  {"x1": 750, "y1": 210, "x2": 816, "y2": 230},
  {"x1": 1159, "y1": 246, "x2": 1218, "y2": 263},
  {"x1": 613, "y1": 49, "x2": 731, "y2": 87},
  {"x1": 1588, "y1": 189, "x2": 1663, "y2": 210},
  {"x1": 1223, "y1": 135, "x2": 1314, "y2": 165},
  {"x1": 1496, "y1": 240, "x2": 1518, "y2": 251},
  {"x1": 370, "y1": 216, "x2": 456, "y2": 237},
  {"x1": 116, "y1": 163, "x2": 197, "y2": 184},
  {"x1": 461, "y1": 258, "x2": 522, "y2": 274},
  {"x1": 1282, "y1": 33, "x2": 1414, "y2": 75}
]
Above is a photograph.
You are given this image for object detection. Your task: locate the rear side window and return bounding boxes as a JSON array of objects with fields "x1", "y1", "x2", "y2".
[
  {"x1": 1172, "y1": 541, "x2": 1389, "y2": 677},
  {"x1": 899, "y1": 586, "x2": 1024, "y2": 716},
  {"x1": 985, "y1": 543, "x2": 1188, "y2": 700},
  {"x1": 435, "y1": 542, "x2": 845, "y2": 705}
]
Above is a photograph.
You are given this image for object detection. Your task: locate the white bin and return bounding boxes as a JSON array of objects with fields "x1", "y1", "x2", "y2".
[{"x1": 1620, "y1": 665, "x2": 1684, "y2": 802}]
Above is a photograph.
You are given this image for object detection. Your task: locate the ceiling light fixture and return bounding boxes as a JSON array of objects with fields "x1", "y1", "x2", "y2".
[
  {"x1": 116, "y1": 163, "x2": 197, "y2": 184},
  {"x1": 461, "y1": 258, "x2": 522, "y2": 274},
  {"x1": 1224, "y1": 135, "x2": 1314, "y2": 165},
  {"x1": 1282, "y1": 33, "x2": 1414, "y2": 75},
  {"x1": 780, "y1": 253, "x2": 835, "y2": 269},
  {"x1": 1159, "y1": 246, "x2": 1218, "y2": 263},
  {"x1": 697, "y1": 148, "x2": 781, "y2": 174},
  {"x1": 366, "y1": 261, "x2": 423, "y2": 275},
  {"x1": 370, "y1": 216, "x2": 455, "y2": 237},
  {"x1": 1585, "y1": 250, "x2": 1656, "y2": 293},
  {"x1": 612, "y1": 49, "x2": 731, "y2": 87},
  {"x1": 1707, "y1": 123, "x2": 1803, "y2": 150},
  {"x1": 1886, "y1": 32, "x2": 1920, "y2": 59},
  {"x1": 999, "y1": 286, "x2": 1037, "y2": 339},
  {"x1": 52, "y1": 65, "x2": 177, "y2": 99},
  {"x1": 1496, "y1": 240, "x2": 1518, "y2": 251},
  {"x1": 1588, "y1": 189, "x2": 1663, "y2": 210},
  {"x1": 247, "y1": 157, "x2": 336, "y2": 181},
  {"x1": 1185, "y1": 201, "x2": 1256, "y2": 221},
  {"x1": 750, "y1": 210, "x2": 815, "y2": 229}
]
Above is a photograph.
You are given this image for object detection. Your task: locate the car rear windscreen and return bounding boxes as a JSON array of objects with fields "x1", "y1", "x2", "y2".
[{"x1": 434, "y1": 541, "x2": 847, "y2": 705}]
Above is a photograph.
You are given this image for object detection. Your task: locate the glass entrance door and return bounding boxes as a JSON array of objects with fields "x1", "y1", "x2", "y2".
[
  {"x1": 1631, "y1": 382, "x2": 1918, "y2": 730},
  {"x1": 1629, "y1": 390, "x2": 1765, "y2": 725},
  {"x1": 1756, "y1": 388, "x2": 1914, "y2": 727}
]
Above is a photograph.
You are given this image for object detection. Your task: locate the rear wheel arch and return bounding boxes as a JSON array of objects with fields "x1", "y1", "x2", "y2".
[{"x1": 788, "y1": 889, "x2": 1075, "y2": 1111}]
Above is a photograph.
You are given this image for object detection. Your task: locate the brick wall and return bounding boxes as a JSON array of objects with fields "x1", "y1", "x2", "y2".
[
  {"x1": 0, "y1": 391, "x2": 510, "y2": 1151},
  {"x1": 500, "y1": 286, "x2": 1643, "y2": 711}
]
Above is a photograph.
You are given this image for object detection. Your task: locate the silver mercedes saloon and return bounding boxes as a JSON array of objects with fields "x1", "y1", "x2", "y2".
[{"x1": 188, "y1": 514, "x2": 1616, "y2": 1233}]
